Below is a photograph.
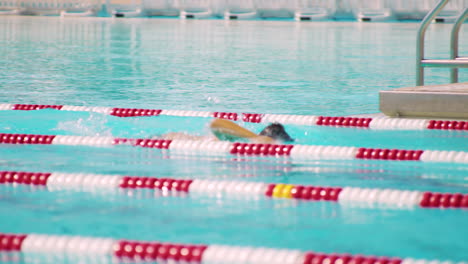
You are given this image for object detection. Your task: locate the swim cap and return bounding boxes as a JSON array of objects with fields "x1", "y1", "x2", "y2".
[{"x1": 259, "y1": 123, "x2": 294, "y2": 142}]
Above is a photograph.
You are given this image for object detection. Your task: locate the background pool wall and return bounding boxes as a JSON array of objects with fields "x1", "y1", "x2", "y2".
[{"x1": 0, "y1": 0, "x2": 467, "y2": 20}]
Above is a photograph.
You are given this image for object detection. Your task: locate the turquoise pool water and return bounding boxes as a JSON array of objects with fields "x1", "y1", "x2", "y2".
[
  {"x1": 1, "y1": 16, "x2": 467, "y2": 115},
  {"x1": 0, "y1": 16, "x2": 467, "y2": 262}
]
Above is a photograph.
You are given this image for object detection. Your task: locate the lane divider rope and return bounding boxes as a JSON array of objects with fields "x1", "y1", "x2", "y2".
[
  {"x1": 1, "y1": 170, "x2": 467, "y2": 209},
  {"x1": 0, "y1": 133, "x2": 467, "y2": 164},
  {"x1": 1, "y1": 103, "x2": 467, "y2": 131},
  {"x1": 0, "y1": 232, "x2": 464, "y2": 264}
]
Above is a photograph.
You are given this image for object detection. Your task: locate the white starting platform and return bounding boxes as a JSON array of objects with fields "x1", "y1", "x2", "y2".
[{"x1": 380, "y1": 82, "x2": 468, "y2": 119}]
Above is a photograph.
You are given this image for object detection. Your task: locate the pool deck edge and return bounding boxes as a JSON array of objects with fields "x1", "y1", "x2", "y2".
[{"x1": 379, "y1": 82, "x2": 468, "y2": 120}]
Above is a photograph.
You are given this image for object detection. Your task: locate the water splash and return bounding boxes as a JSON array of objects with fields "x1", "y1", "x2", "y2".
[{"x1": 55, "y1": 113, "x2": 113, "y2": 137}]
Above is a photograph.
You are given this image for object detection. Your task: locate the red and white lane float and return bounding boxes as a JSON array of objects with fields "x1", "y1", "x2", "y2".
[
  {"x1": 1, "y1": 171, "x2": 467, "y2": 209},
  {"x1": 0, "y1": 132, "x2": 467, "y2": 164},
  {"x1": 0, "y1": 232, "x2": 464, "y2": 264},
  {"x1": 1, "y1": 103, "x2": 467, "y2": 131}
]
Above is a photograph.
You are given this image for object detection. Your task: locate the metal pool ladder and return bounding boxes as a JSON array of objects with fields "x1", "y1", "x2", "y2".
[{"x1": 416, "y1": 0, "x2": 468, "y2": 86}]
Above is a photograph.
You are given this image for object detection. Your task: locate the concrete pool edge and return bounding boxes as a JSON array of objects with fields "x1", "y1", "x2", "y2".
[{"x1": 379, "y1": 82, "x2": 468, "y2": 120}]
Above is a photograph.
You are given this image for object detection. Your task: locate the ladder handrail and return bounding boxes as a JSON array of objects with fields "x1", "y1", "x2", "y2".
[
  {"x1": 416, "y1": 0, "x2": 449, "y2": 86},
  {"x1": 416, "y1": 0, "x2": 468, "y2": 86},
  {"x1": 450, "y1": 8, "x2": 468, "y2": 83}
]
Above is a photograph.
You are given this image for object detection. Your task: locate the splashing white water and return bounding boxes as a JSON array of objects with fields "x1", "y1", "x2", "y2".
[{"x1": 55, "y1": 113, "x2": 113, "y2": 137}]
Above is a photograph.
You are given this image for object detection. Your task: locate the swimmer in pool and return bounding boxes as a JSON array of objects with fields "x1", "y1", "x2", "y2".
[{"x1": 161, "y1": 118, "x2": 294, "y2": 144}]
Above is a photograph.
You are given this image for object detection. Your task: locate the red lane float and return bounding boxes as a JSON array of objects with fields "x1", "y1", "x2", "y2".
[
  {"x1": 355, "y1": 148, "x2": 424, "y2": 161},
  {"x1": 113, "y1": 240, "x2": 207, "y2": 262},
  {"x1": 303, "y1": 253, "x2": 403, "y2": 264},
  {"x1": 0, "y1": 232, "x2": 462, "y2": 264},
  {"x1": 427, "y1": 120, "x2": 468, "y2": 130},
  {"x1": 12, "y1": 104, "x2": 63, "y2": 111},
  {"x1": 1, "y1": 170, "x2": 467, "y2": 209},
  {"x1": 243, "y1": 113, "x2": 263, "y2": 123},
  {"x1": 1, "y1": 103, "x2": 467, "y2": 131},
  {"x1": 316, "y1": 116, "x2": 372, "y2": 128},
  {"x1": 419, "y1": 192, "x2": 468, "y2": 208},
  {"x1": 213, "y1": 111, "x2": 238, "y2": 121},
  {"x1": 118, "y1": 176, "x2": 193, "y2": 192},
  {"x1": 230, "y1": 143, "x2": 294, "y2": 156},
  {"x1": 0, "y1": 171, "x2": 51, "y2": 186},
  {"x1": 0, "y1": 234, "x2": 27, "y2": 251},
  {"x1": 110, "y1": 108, "x2": 162, "y2": 117},
  {"x1": 0, "y1": 133, "x2": 467, "y2": 164},
  {"x1": 0, "y1": 133, "x2": 55, "y2": 144},
  {"x1": 113, "y1": 138, "x2": 173, "y2": 149}
]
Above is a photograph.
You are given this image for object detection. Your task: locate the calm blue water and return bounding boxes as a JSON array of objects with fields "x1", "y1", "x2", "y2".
[
  {"x1": 0, "y1": 16, "x2": 467, "y2": 262},
  {"x1": 1, "y1": 16, "x2": 467, "y2": 115}
]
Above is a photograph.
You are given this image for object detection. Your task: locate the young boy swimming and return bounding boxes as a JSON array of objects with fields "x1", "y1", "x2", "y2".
[{"x1": 161, "y1": 118, "x2": 294, "y2": 144}]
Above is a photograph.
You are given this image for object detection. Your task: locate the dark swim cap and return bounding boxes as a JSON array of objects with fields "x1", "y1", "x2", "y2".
[{"x1": 259, "y1": 123, "x2": 294, "y2": 142}]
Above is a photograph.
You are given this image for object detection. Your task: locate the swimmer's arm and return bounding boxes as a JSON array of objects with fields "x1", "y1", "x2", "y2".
[
  {"x1": 249, "y1": 135, "x2": 276, "y2": 144},
  {"x1": 210, "y1": 118, "x2": 257, "y2": 138},
  {"x1": 210, "y1": 118, "x2": 275, "y2": 143},
  {"x1": 160, "y1": 132, "x2": 214, "y2": 141}
]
